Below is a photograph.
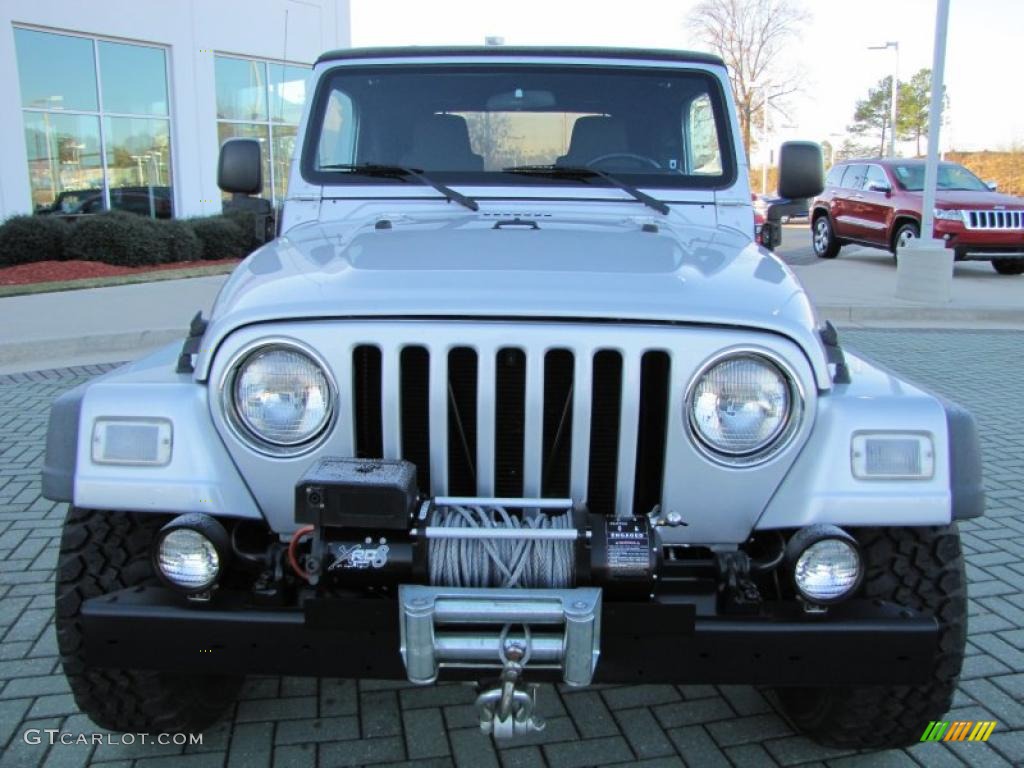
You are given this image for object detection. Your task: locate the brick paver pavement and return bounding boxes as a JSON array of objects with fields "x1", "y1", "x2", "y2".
[{"x1": 0, "y1": 329, "x2": 1022, "y2": 767}]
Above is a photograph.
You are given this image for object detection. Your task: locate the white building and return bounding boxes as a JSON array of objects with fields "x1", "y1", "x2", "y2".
[{"x1": 0, "y1": 0, "x2": 351, "y2": 221}]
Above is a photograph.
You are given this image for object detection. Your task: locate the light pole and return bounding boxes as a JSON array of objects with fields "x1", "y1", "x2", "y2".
[
  {"x1": 752, "y1": 84, "x2": 778, "y2": 195},
  {"x1": 940, "y1": 91, "x2": 951, "y2": 160},
  {"x1": 761, "y1": 91, "x2": 770, "y2": 194},
  {"x1": 868, "y1": 41, "x2": 899, "y2": 156},
  {"x1": 824, "y1": 132, "x2": 845, "y2": 166}
]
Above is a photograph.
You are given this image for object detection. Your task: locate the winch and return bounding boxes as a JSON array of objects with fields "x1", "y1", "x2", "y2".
[
  {"x1": 292, "y1": 457, "x2": 657, "y2": 736},
  {"x1": 293, "y1": 457, "x2": 659, "y2": 594}
]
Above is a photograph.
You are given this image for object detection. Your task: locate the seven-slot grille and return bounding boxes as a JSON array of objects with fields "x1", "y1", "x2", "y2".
[
  {"x1": 351, "y1": 344, "x2": 671, "y2": 517},
  {"x1": 962, "y1": 209, "x2": 1024, "y2": 230}
]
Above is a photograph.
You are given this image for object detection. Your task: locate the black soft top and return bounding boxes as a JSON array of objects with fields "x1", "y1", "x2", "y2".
[{"x1": 314, "y1": 45, "x2": 724, "y2": 68}]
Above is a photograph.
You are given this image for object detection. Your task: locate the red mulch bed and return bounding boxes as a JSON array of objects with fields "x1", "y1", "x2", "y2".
[{"x1": 0, "y1": 258, "x2": 241, "y2": 286}]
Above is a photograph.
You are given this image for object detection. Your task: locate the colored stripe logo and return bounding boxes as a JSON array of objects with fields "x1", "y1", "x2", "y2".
[{"x1": 920, "y1": 721, "x2": 997, "y2": 742}]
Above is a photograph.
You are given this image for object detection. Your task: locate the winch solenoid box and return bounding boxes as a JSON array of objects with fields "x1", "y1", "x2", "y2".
[{"x1": 295, "y1": 458, "x2": 418, "y2": 530}]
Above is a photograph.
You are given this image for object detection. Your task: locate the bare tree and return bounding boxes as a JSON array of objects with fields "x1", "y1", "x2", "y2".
[{"x1": 687, "y1": 0, "x2": 810, "y2": 157}]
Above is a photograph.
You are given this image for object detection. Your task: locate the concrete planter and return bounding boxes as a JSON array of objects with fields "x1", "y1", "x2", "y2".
[{"x1": 895, "y1": 238, "x2": 954, "y2": 303}]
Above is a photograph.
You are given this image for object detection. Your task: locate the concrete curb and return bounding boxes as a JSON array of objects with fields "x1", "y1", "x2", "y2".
[
  {"x1": 1, "y1": 305, "x2": 1022, "y2": 374},
  {"x1": 0, "y1": 329, "x2": 184, "y2": 369},
  {"x1": 817, "y1": 304, "x2": 1024, "y2": 325}
]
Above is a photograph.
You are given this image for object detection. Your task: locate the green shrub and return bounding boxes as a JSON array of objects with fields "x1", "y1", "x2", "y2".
[
  {"x1": 159, "y1": 219, "x2": 203, "y2": 263},
  {"x1": 0, "y1": 215, "x2": 70, "y2": 266},
  {"x1": 0, "y1": 210, "x2": 252, "y2": 270},
  {"x1": 190, "y1": 216, "x2": 248, "y2": 261},
  {"x1": 63, "y1": 211, "x2": 168, "y2": 266},
  {"x1": 223, "y1": 208, "x2": 270, "y2": 252}
]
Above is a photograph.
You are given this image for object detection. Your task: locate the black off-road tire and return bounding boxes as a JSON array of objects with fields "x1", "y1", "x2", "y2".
[
  {"x1": 992, "y1": 259, "x2": 1024, "y2": 275},
  {"x1": 812, "y1": 214, "x2": 841, "y2": 259},
  {"x1": 774, "y1": 525, "x2": 967, "y2": 749},
  {"x1": 56, "y1": 507, "x2": 243, "y2": 732}
]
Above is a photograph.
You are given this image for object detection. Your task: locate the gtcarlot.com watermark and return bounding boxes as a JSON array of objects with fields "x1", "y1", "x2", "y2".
[{"x1": 24, "y1": 729, "x2": 202, "y2": 747}]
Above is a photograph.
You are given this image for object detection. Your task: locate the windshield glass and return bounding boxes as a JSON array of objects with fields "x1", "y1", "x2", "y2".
[
  {"x1": 892, "y1": 162, "x2": 988, "y2": 192},
  {"x1": 303, "y1": 65, "x2": 734, "y2": 189}
]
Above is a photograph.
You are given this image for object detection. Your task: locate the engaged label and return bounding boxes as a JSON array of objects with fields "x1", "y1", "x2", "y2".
[{"x1": 606, "y1": 520, "x2": 651, "y2": 577}]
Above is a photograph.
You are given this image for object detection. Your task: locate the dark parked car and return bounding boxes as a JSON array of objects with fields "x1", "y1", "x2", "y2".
[
  {"x1": 756, "y1": 194, "x2": 808, "y2": 224},
  {"x1": 810, "y1": 159, "x2": 1024, "y2": 275},
  {"x1": 36, "y1": 186, "x2": 173, "y2": 219},
  {"x1": 35, "y1": 188, "x2": 103, "y2": 215}
]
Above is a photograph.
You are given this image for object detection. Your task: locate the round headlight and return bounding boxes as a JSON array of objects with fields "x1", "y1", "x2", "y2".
[
  {"x1": 157, "y1": 529, "x2": 220, "y2": 591},
  {"x1": 232, "y1": 345, "x2": 333, "y2": 448},
  {"x1": 688, "y1": 353, "x2": 798, "y2": 463},
  {"x1": 786, "y1": 526, "x2": 863, "y2": 605}
]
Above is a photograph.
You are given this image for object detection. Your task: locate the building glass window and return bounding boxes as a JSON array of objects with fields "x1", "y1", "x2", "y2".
[
  {"x1": 216, "y1": 55, "x2": 308, "y2": 205},
  {"x1": 98, "y1": 42, "x2": 170, "y2": 116},
  {"x1": 14, "y1": 27, "x2": 172, "y2": 216}
]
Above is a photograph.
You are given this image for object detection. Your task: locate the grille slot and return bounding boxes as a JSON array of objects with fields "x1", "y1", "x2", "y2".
[
  {"x1": 634, "y1": 350, "x2": 671, "y2": 516},
  {"x1": 353, "y1": 345, "x2": 383, "y2": 459},
  {"x1": 541, "y1": 349, "x2": 575, "y2": 498},
  {"x1": 400, "y1": 346, "x2": 430, "y2": 494},
  {"x1": 587, "y1": 350, "x2": 624, "y2": 517},
  {"x1": 447, "y1": 347, "x2": 478, "y2": 496},
  {"x1": 494, "y1": 348, "x2": 526, "y2": 497}
]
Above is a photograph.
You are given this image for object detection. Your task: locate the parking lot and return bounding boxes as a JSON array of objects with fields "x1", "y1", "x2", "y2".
[
  {"x1": 776, "y1": 220, "x2": 1018, "y2": 273},
  {"x1": 0, "y1": 328, "x2": 1022, "y2": 767}
]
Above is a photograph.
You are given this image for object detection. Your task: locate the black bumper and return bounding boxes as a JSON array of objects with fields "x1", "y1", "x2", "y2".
[{"x1": 81, "y1": 588, "x2": 938, "y2": 686}]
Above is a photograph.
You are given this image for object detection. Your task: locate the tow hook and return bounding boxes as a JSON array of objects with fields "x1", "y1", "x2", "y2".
[{"x1": 475, "y1": 626, "x2": 546, "y2": 738}]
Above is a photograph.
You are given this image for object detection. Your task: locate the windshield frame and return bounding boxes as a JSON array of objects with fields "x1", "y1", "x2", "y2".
[{"x1": 299, "y1": 62, "x2": 737, "y2": 192}]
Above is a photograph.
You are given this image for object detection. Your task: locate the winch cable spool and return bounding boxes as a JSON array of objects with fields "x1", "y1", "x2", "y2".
[{"x1": 427, "y1": 505, "x2": 575, "y2": 588}]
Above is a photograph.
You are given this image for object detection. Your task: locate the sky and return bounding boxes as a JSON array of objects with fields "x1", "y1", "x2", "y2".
[{"x1": 349, "y1": 0, "x2": 1024, "y2": 155}]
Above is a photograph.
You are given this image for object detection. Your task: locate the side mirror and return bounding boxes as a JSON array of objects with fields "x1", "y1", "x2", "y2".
[
  {"x1": 868, "y1": 181, "x2": 892, "y2": 194},
  {"x1": 218, "y1": 138, "x2": 262, "y2": 195},
  {"x1": 777, "y1": 141, "x2": 824, "y2": 201},
  {"x1": 985, "y1": 180, "x2": 998, "y2": 191}
]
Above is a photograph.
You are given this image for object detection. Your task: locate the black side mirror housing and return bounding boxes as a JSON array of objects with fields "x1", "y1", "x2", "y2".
[
  {"x1": 760, "y1": 221, "x2": 782, "y2": 250},
  {"x1": 218, "y1": 138, "x2": 262, "y2": 195},
  {"x1": 777, "y1": 141, "x2": 824, "y2": 201}
]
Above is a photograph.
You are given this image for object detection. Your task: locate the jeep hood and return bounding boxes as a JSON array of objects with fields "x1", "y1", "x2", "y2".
[{"x1": 197, "y1": 214, "x2": 830, "y2": 388}]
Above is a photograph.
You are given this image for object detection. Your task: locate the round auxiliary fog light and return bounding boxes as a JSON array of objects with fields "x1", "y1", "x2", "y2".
[
  {"x1": 154, "y1": 513, "x2": 230, "y2": 593},
  {"x1": 785, "y1": 525, "x2": 863, "y2": 605}
]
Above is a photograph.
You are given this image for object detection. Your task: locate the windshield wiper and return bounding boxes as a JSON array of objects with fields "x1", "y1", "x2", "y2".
[
  {"x1": 503, "y1": 164, "x2": 670, "y2": 215},
  {"x1": 317, "y1": 163, "x2": 478, "y2": 211}
]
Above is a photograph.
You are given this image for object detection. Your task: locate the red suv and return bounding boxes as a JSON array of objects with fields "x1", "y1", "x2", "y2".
[{"x1": 810, "y1": 158, "x2": 1024, "y2": 275}]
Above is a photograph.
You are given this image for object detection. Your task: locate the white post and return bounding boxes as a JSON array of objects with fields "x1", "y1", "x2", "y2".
[
  {"x1": 896, "y1": 0, "x2": 952, "y2": 304},
  {"x1": 921, "y1": 4, "x2": 949, "y2": 241}
]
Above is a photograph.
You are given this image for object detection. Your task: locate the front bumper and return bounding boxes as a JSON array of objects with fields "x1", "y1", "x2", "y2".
[
  {"x1": 81, "y1": 586, "x2": 938, "y2": 686},
  {"x1": 934, "y1": 220, "x2": 1024, "y2": 260}
]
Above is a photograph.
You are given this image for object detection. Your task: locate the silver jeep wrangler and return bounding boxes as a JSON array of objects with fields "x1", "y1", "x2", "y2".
[{"x1": 43, "y1": 46, "x2": 983, "y2": 747}]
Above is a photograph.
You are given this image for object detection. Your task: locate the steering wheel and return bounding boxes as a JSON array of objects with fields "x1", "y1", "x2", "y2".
[{"x1": 586, "y1": 153, "x2": 662, "y2": 171}]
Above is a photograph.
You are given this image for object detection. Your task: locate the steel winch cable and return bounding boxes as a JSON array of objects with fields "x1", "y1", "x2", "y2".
[{"x1": 427, "y1": 504, "x2": 575, "y2": 588}]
